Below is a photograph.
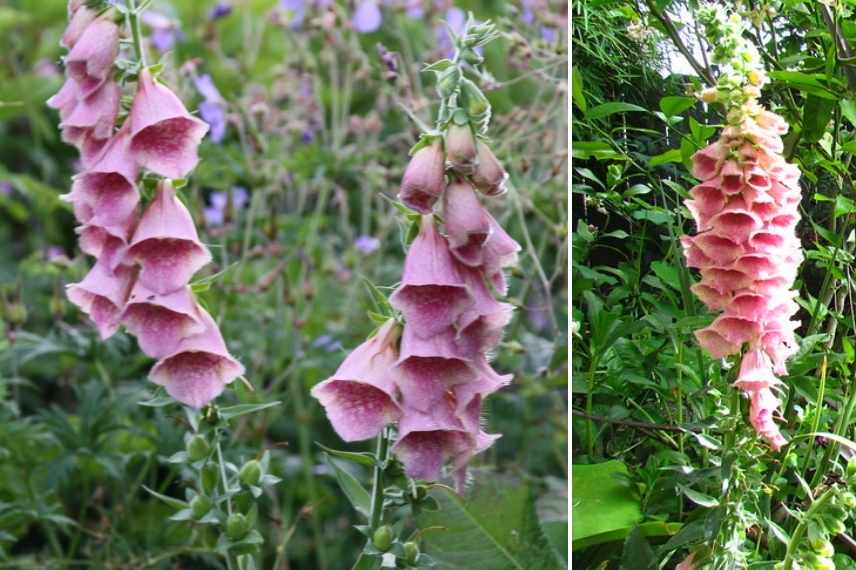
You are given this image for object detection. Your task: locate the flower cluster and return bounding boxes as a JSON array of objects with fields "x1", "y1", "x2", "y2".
[
  {"x1": 50, "y1": 1, "x2": 243, "y2": 409},
  {"x1": 681, "y1": 7, "x2": 802, "y2": 450},
  {"x1": 313, "y1": 127, "x2": 518, "y2": 486}
]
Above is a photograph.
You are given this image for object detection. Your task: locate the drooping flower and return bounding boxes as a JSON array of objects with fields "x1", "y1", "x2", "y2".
[
  {"x1": 398, "y1": 141, "x2": 446, "y2": 214},
  {"x1": 150, "y1": 307, "x2": 244, "y2": 408},
  {"x1": 311, "y1": 319, "x2": 403, "y2": 441},
  {"x1": 66, "y1": 261, "x2": 134, "y2": 339},
  {"x1": 121, "y1": 282, "x2": 206, "y2": 359},
  {"x1": 128, "y1": 69, "x2": 209, "y2": 179},
  {"x1": 61, "y1": 4, "x2": 96, "y2": 49},
  {"x1": 389, "y1": 215, "x2": 474, "y2": 338},
  {"x1": 481, "y1": 212, "x2": 521, "y2": 295},
  {"x1": 454, "y1": 265, "x2": 514, "y2": 356},
  {"x1": 76, "y1": 211, "x2": 136, "y2": 272},
  {"x1": 127, "y1": 181, "x2": 212, "y2": 294},
  {"x1": 65, "y1": 18, "x2": 119, "y2": 97},
  {"x1": 59, "y1": 80, "x2": 121, "y2": 145},
  {"x1": 471, "y1": 141, "x2": 508, "y2": 197},
  {"x1": 443, "y1": 180, "x2": 491, "y2": 267},
  {"x1": 444, "y1": 123, "x2": 477, "y2": 175}
]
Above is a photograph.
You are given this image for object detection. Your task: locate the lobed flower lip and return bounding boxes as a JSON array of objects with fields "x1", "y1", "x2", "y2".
[
  {"x1": 65, "y1": 19, "x2": 119, "y2": 98},
  {"x1": 454, "y1": 265, "x2": 514, "y2": 356},
  {"x1": 60, "y1": 81, "x2": 121, "y2": 145},
  {"x1": 310, "y1": 319, "x2": 403, "y2": 442},
  {"x1": 128, "y1": 69, "x2": 210, "y2": 179},
  {"x1": 76, "y1": 209, "x2": 137, "y2": 272},
  {"x1": 389, "y1": 215, "x2": 474, "y2": 338},
  {"x1": 149, "y1": 307, "x2": 244, "y2": 408},
  {"x1": 66, "y1": 261, "x2": 134, "y2": 340},
  {"x1": 127, "y1": 181, "x2": 212, "y2": 294},
  {"x1": 121, "y1": 282, "x2": 206, "y2": 359}
]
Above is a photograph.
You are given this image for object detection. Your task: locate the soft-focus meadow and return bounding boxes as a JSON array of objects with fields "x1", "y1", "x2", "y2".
[{"x1": 0, "y1": 0, "x2": 568, "y2": 568}]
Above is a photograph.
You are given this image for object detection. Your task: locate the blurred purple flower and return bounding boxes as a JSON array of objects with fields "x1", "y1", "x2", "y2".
[
  {"x1": 281, "y1": 0, "x2": 306, "y2": 28},
  {"x1": 354, "y1": 235, "x2": 380, "y2": 254},
  {"x1": 541, "y1": 26, "x2": 557, "y2": 43},
  {"x1": 313, "y1": 334, "x2": 344, "y2": 353},
  {"x1": 46, "y1": 246, "x2": 67, "y2": 262},
  {"x1": 302, "y1": 129, "x2": 316, "y2": 143},
  {"x1": 405, "y1": 0, "x2": 424, "y2": 18},
  {"x1": 210, "y1": 2, "x2": 233, "y2": 20},
  {"x1": 194, "y1": 74, "x2": 227, "y2": 143},
  {"x1": 352, "y1": 0, "x2": 382, "y2": 33},
  {"x1": 0, "y1": 181, "x2": 12, "y2": 196},
  {"x1": 34, "y1": 59, "x2": 61, "y2": 78},
  {"x1": 205, "y1": 186, "x2": 249, "y2": 226},
  {"x1": 436, "y1": 7, "x2": 466, "y2": 57},
  {"x1": 142, "y1": 11, "x2": 181, "y2": 52},
  {"x1": 520, "y1": 0, "x2": 535, "y2": 24}
]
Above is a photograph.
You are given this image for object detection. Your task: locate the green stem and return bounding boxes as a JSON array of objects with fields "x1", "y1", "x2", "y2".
[
  {"x1": 782, "y1": 488, "x2": 836, "y2": 570},
  {"x1": 368, "y1": 427, "x2": 390, "y2": 532},
  {"x1": 125, "y1": 0, "x2": 147, "y2": 67},
  {"x1": 585, "y1": 356, "x2": 599, "y2": 457}
]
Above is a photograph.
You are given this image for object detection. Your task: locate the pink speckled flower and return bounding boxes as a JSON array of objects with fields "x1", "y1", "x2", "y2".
[
  {"x1": 443, "y1": 180, "x2": 491, "y2": 267},
  {"x1": 65, "y1": 19, "x2": 119, "y2": 97},
  {"x1": 682, "y1": 105, "x2": 801, "y2": 449},
  {"x1": 128, "y1": 70, "x2": 209, "y2": 179},
  {"x1": 311, "y1": 319, "x2": 403, "y2": 441},
  {"x1": 59, "y1": 81, "x2": 120, "y2": 146},
  {"x1": 121, "y1": 282, "x2": 205, "y2": 359},
  {"x1": 150, "y1": 307, "x2": 244, "y2": 408},
  {"x1": 67, "y1": 261, "x2": 134, "y2": 339},
  {"x1": 127, "y1": 181, "x2": 212, "y2": 294},
  {"x1": 398, "y1": 141, "x2": 446, "y2": 214},
  {"x1": 389, "y1": 215, "x2": 474, "y2": 338}
]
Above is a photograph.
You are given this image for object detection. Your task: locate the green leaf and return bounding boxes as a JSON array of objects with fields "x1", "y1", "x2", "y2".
[
  {"x1": 572, "y1": 66, "x2": 586, "y2": 112},
  {"x1": 802, "y1": 95, "x2": 836, "y2": 143},
  {"x1": 351, "y1": 553, "x2": 382, "y2": 570},
  {"x1": 585, "y1": 102, "x2": 647, "y2": 121},
  {"x1": 572, "y1": 461, "x2": 641, "y2": 549},
  {"x1": 218, "y1": 401, "x2": 282, "y2": 421},
  {"x1": 572, "y1": 141, "x2": 623, "y2": 161},
  {"x1": 841, "y1": 140, "x2": 856, "y2": 154},
  {"x1": 681, "y1": 487, "x2": 718, "y2": 508},
  {"x1": 417, "y1": 478, "x2": 564, "y2": 570},
  {"x1": 841, "y1": 100, "x2": 856, "y2": 128},
  {"x1": 834, "y1": 195, "x2": 856, "y2": 218},
  {"x1": 324, "y1": 455, "x2": 371, "y2": 520},
  {"x1": 649, "y1": 149, "x2": 682, "y2": 167},
  {"x1": 769, "y1": 70, "x2": 840, "y2": 99},
  {"x1": 659, "y1": 96, "x2": 695, "y2": 118},
  {"x1": 315, "y1": 443, "x2": 376, "y2": 467},
  {"x1": 621, "y1": 527, "x2": 656, "y2": 570},
  {"x1": 649, "y1": 261, "x2": 681, "y2": 291},
  {"x1": 142, "y1": 486, "x2": 188, "y2": 510}
]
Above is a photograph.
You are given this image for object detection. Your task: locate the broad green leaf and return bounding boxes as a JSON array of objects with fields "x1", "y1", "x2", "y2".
[
  {"x1": 681, "y1": 487, "x2": 718, "y2": 508},
  {"x1": 585, "y1": 102, "x2": 647, "y2": 121},
  {"x1": 649, "y1": 149, "x2": 682, "y2": 167},
  {"x1": 417, "y1": 478, "x2": 564, "y2": 570},
  {"x1": 834, "y1": 195, "x2": 856, "y2": 218},
  {"x1": 649, "y1": 261, "x2": 681, "y2": 291},
  {"x1": 572, "y1": 461, "x2": 641, "y2": 549},
  {"x1": 802, "y1": 95, "x2": 836, "y2": 143},
  {"x1": 351, "y1": 553, "x2": 382, "y2": 570},
  {"x1": 572, "y1": 66, "x2": 586, "y2": 112},
  {"x1": 572, "y1": 141, "x2": 623, "y2": 161},
  {"x1": 841, "y1": 140, "x2": 856, "y2": 154},
  {"x1": 324, "y1": 455, "x2": 371, "y2": 520},
  {"x1": 622, "y1": 527, "x2": 656, "y2": 570},
  {"x1": 659, "y1": 96, "x2": 695, "y2": 118},
  {"x1": 769, "y1": 70, "x2": 840, "y2": 99},
  {"x1": 841, "y1": 99, "x2": 856, "y2": 128}
]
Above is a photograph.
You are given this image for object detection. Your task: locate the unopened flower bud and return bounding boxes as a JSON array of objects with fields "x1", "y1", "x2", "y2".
[
  {"x1": 445, "y1": 122, "x2": 477, "y2": 175},
  {"x1": 402, "y1": 541, "x2": 419, "y2": 563},
  {"x1": 372, "y1": 525, "x2": 393, "y2": 552},
  {"x1": 239, "y1": 459, "x2": 262, "y2": 486},
  {"x1": 471, "y1": 141, "x2": 507, "y2": 196},
  {"x1": 743, "y1": 85, "x2": 761, "y2": 99},
  {"x1": 187, "y1": 435, "x2": 210, "y2": 461},
  {"x1": 747, "y1": 70, "x2": 763, "y2": 86},
  {"x1": 7, "y1": 303, "x2": 27, "y2": 325},
  {"x1": 461, "y1": 78, "x2": 490, "y2": 117},
  {"x1": 700, "y1": 88, "x2": 718, "y2": 103},
  {"x1": 462, "y1": 48, "x2": 484, "y2": 66},
  {"x1": 190, "y1": 494, "x2": 212, "y2": 519},
  {"x1": 811, "y1": 538, "x2": 834, "y2": 558},
  {"x1": 398, "y1": 141, "x2": 446, "y2": 214},
  {"x1": 226, "y1": 512, "x2": 249, "y2": 540}
]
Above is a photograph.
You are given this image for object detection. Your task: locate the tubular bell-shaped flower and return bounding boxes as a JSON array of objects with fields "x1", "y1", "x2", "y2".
[
  {"x1": 121, "y1": 282, "x2": 205, "y2": 359},
  {"x1": 65, "y1": 18, "x2": 120, "y2": 97},
  {"x1": 398, "y1": 141, "x2": 446, "y2": 214},
  {"x1": 443, "y1": 180, "x2": 491, "y2": 267},
  {"x1": 66, "y1": 261, "x2": 134, "y2": 340},
  {"x1": 311, "y1": 319, "x2": 403, "y2": 442},
  {"x1": 128, "y1": 69, "x2": 210, "y2": 179}
]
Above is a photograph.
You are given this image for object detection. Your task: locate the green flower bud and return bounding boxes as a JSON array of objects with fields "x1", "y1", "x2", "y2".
[
  {"x1": 190, "y1": 495, "x2": 212, "y2": 519},
  {"x1": 402, "y1": 541, "x2": 419, "y2": 563},
  {"x1": 437, "y1": 67, "x2": 460, "y2": 98},
  {"x1": 847, "y1": 459, "x2": 856, "y2": 477},
  {"x1": 7, "y1": 303, "x2": 27, "y2": 325},
  {"x1": 201, "y1": 463, "x2": 219, "y2": 495},
  {"x1": 842, "y1": 491, "x2": 856, "y2": 509},
  {"x1": 239, "y1": 460, "x2": 262, "y2": 487},
  {"x1": 462, "y1": 48, "x2": 484, "y2": 66},
  {"x1": 461, "y1": 79, "x2": 489, "y2": 117},
  {"x1": 226, "y1": 513, "x2": 249, "y2": 540},
  {"x1": 187, "y1": 435, "x2": 210, "y2": 461},
  {"x1": 372, "y1": 525, "x2": 393, "y2": 552}
]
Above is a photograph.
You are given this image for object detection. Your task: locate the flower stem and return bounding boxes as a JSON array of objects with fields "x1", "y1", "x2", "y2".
[
  {"x1": 368, "y1": 427, "x2": 390, "y2": 532},
  {"x1": 781, "y1": 488, "x2": 835, "y2": 570},
  {"x1": 125, "y1": 0, "x2": 147, "y2": 68}
]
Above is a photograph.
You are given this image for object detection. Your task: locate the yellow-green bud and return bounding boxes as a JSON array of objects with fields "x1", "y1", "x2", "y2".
[
  {"x1": 372, "y1": 525, "x2": 393, "y2": 552},
  {"x1": 239, "y1": 460, "x2": 262, "y2": 486},
  {"x1": 402, "y1": 541, "x2": 419, "y2": 563},
  {"x1": 190, "y1": 495, "x2": 212, "y2": 519},
  {"x1": 187, "y1": 435, "x2": 210, "y2": 461},
  {"x1": 226, "y1": 513, "x2": 249, "y2": 540}
]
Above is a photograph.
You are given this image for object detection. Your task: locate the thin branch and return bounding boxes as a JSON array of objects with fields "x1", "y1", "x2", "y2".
[
  {"x1": 644, "y1": 0, "x2": 715, "y2": 86},
  {"x1": 819, "y1": 3, "x2": 856, "y2": 91}
]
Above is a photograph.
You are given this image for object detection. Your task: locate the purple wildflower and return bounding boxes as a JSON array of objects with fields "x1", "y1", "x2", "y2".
[
  {"x1": 0, "y1": 181, "x2": 12, "y2": 196},
  {"x1": 210, "y1": 3, "x2": 233, "y2": 20},
  {"x1": 354, "y1": 235, "x2": 380, "y2": 254},
  {"x1": 352, "y1": 0, "x2": 382, "y2": 33},
  {"x1": 194, "y1": 75, "x2": 227, "y2": 143},
  {"x1": 281, "y1": 0, "x2": 306, "y2": 28},
  {"x1": 205, "y1": 186, "x2": 249, "y2": 226},
  {"x1": 142, "y1": 11, "x2": 180, "y2": 53},
  {"x1": 436, "y1": 7, "x2": 466, "y2": 57},
  {"x1": 313, "y1": 334, "x2": 344, "y2": 353},
  {"x1": 541, "y1": 26, "x2": 557, "y2": 43},
  {"x1": 405, "y1": 0, "x2": 424, "y2": 18}
]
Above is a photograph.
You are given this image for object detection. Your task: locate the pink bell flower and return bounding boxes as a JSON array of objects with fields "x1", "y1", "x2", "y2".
[
  {"x1": 150, "y1": 307, "x2": 244, "y2": 408},
  {"x1": 65, "y1": 19, "x2": 119, "y2": 97},
  {"x1": 482, "y1": 212, "x2": 521, "y2": 295},
  {"x1": 127, "y1": 181, "x2": 212, "y2": 294},
  {"x1": 76, "y1": 209, "x2": 137, "y2": 272},
  {"x1": 443, "y1": 180, "x2": 492, "y2": 267},
  {"x1": 60, "y1": 81, "x2": 120, "y2": 145},
  {"x1": 121, "y1": 283, "x2": 206, "y2": 359},
  {"x1": 47, "y1": 78, "x2": 81, "y2": 123},
  {"x1": 397, "y1": 141, "x2": 446, "y2": 214},
  {"x1": 749, "y1": 387, "x2": 787, "y2": 451},
  {"x1": 310, "y1": 319, "x2": 403, "y2": 442},
  {"x1": 389, "y1": 215, "x2": 474, "y2": 338},
  {"x1": 128, "y1": 69, "x2": 210, "y2": 179},
  {"x1": 471, "y1": 141, "x2": 508, "y2": 197},
  {"x1": 61, "y1": 5, "x2": 96, "y2": 49},
  {"x1": 454, "y1": 265, "x2": 514, "y2": 356},
  {"x1": 66, "y1": 261, "x2": 134, "y2": 339}
]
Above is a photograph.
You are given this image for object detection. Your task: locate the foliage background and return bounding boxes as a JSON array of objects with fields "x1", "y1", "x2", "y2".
[{"x1": 0, "y1": 0, "x2": 568, "y2": 568}]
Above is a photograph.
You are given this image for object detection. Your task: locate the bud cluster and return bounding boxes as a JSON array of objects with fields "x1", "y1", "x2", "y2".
[{"x1": 49, "y1": 1, "x2": 243, "y2": 409}]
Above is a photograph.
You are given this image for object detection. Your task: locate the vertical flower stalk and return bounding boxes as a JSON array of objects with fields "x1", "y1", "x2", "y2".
[
  {"x1": 50, "y1": 0, "x2": 243, "y2": 409},
  {"x1": 681, "y1": 7, "x2": 802, "y2": 450},
  {"x1": 312, "y1": 16, "x2": 515, "y2": 490}
]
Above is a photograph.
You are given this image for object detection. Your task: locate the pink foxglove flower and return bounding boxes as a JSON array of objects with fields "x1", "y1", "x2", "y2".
[
  {"x1": 683, "y1": 105, "x2": 801, "y2": 449},
  {"x1": 482, "y1": 212, "x2": 521, "y2": 295},
  {"x1": 471, "y1": 141, "x2": 508, "y2": 197},
  {"x1": 127, "y1": 181, "x2": 212, "y2": 294},
  {"x1": 389, "y1": 215, "x2": 474, "y2": 338},
  {"x1": 311, "y1": 319, "x2": 403, "y2": 441},
  {"x1": 452, "y1": 357, "x2": 511, "y2": 415},
  {"x1": 65, "y1": 19, "x2": 119, "y2": 97},
  {"x1": 65, "y1": 128, "x2": 139, "y2": 225},
  {"x1": 60, "y1": 81, "x2": 120, "y2": 145},
  {"x1": 62, "y1": 4, "x2": 96, "y2": 49},
  {"x1": 128, "y1": 70, "x2": 209, "y2": 179},
  {"x1": 444, "y1": 123, "x2": 478, "y2": 175},
  {"x1": 150, "y1": 307, "x2": 244, "y2": 408},
  {"x1": 443, "y1": 180, "x2": 491, "y2": 267},
  {"x1": 455, "y1": 266, "x2": 514, "y2": 357},
  {"x1": 121, "y1": 282, "x2": 206, "y2": 359},
  {"x1": 47, "y1": 78, "x2": 81, "y2": 123},
  {"x1": 398, "y1": 141, "x2": 446, "y2": 214},
  {"x1": 76, "y1": 211, "x2": 136, "y2": 272},
  {"x1": 67, "y1": 261, "x2": 134, "y2": 339},
  {"x1": 676, "y1": 553, "x2": 696, "y2": 570}
]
